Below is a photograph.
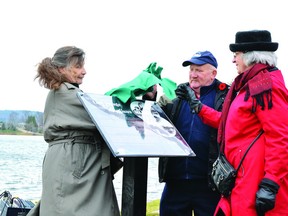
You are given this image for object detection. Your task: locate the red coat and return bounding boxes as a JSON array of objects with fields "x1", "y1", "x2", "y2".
[{"x1": 199, "y1": 69, "x2": 288, "y2": 215}]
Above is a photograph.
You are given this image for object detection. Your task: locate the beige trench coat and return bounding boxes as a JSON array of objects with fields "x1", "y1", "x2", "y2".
[{"x1": 27, "y1": 83, "x2": 120, "y2": 216}]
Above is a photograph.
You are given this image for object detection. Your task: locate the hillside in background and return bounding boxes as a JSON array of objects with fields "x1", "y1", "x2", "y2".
[
  {"x1": 0, "y1": 110, "x2": 43, "y2": 134},
  {"x1": 0, "y1": 110, "x2": 43, "y2": 123}
]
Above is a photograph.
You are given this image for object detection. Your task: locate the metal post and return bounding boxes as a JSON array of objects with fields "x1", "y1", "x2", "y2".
[{"x1": 121, "y1": 157, "x2": 148, "y2": 216}]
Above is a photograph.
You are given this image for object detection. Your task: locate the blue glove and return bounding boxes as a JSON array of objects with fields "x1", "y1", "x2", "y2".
[
  {"x1": 175, "y1": 83, "x2": 202, "y2": 113},
  {"x1": 256, "y1": 178, "x2": 279, "y2": 216}
]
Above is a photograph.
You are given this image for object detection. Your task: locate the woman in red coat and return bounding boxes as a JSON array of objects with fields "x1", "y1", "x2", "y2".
[{"x1": 177, "y1": 30, "x2": 288, "y2": 215}]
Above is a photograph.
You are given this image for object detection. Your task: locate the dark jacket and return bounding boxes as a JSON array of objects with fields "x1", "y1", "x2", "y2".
[{"x1": 158, "y1": 79, "x2": 229, "y2": 191}]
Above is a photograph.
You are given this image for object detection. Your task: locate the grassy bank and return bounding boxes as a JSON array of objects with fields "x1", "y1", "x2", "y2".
[
  {"x1": 0, "y1": 129, "x2": 41, "y2": 136},
  {"x1": 146, "y1": 199, "x2": 160, "y2": 216}
]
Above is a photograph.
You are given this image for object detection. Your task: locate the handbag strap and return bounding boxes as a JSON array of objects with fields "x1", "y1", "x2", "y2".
[
  {"x1": 235, "y1": 130, "x2": 263, "y2": 172},
  {"x1": 217, "y1": 130, "x2": 264, "y2": 172}
]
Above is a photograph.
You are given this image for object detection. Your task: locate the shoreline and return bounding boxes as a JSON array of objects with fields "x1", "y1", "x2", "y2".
[{"x1": 0, "y1": 130, "x2": 42, "y2": 136}]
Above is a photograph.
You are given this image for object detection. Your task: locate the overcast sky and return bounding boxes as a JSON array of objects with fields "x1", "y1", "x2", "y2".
[{"x1": 1, "y1": 0, "x2": 287, "y2": 112}]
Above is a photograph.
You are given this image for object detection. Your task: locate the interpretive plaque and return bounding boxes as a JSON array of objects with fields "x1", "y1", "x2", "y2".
[{"x1": 77, "y1": 92, "x2": 195, "y2": 157}]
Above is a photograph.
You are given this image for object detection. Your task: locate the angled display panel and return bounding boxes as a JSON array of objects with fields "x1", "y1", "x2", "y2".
[{"x1": 77, "y1": 93, "x2": 195, "y2": 157}]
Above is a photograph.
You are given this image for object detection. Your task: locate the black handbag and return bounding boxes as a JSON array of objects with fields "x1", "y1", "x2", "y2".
[{"x1": 211, "y1": 130, "x2": 263, "y2": 197}]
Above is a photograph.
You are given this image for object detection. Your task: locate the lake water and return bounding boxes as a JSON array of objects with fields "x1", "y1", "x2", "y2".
[{"x1": 0, "y1": 135, "x2": 164, "y2": 206}]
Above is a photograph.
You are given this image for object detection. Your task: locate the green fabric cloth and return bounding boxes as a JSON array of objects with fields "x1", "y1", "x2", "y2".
[{"x1": 105, "y1": 62, "x2": 177, "y2": 103}]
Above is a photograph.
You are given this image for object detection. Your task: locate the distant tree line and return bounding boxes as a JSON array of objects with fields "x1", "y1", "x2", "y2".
[{"x1": 0, "y1": 111, "x2": 43, "y2": 134}]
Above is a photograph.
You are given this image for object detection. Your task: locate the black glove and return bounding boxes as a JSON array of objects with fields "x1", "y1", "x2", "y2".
[
  {"x1": 256, "y1": 178, "x2": 279, "y2": 216},
  {"x1": 175, "y1": 83, "x2": 202, "y2": 113}
]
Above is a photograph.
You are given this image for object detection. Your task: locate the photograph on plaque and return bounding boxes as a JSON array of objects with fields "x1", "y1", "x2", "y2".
[{"x1": 77, "y1": 92, "x2": 195, "y2": 157}]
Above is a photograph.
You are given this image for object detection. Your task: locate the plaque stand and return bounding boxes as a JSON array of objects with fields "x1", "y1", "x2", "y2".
[
  {"x1": 77, "y1": 93, "x2": 195, "y2": 215},
  {"x1": 121, "y1": 157, "x2": 148, "y2": 216}
]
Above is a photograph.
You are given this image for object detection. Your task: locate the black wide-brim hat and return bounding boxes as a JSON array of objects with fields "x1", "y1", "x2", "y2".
[{"x1": 229, "y1": 30, "x2": 278, "y2": 52}]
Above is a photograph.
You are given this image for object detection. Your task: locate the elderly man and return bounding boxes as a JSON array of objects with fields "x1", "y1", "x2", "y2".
[{"x1": 158, "y1": 51, "x2": 229, "y2": 216}]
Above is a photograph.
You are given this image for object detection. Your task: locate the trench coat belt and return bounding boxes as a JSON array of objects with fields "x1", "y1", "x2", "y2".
[
  {"x1": 47, "y1": 136, "x2": 99, "y2": 147},
  {"x1": 47, "y1": 136, "x2": 110, "y2": 169}
]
